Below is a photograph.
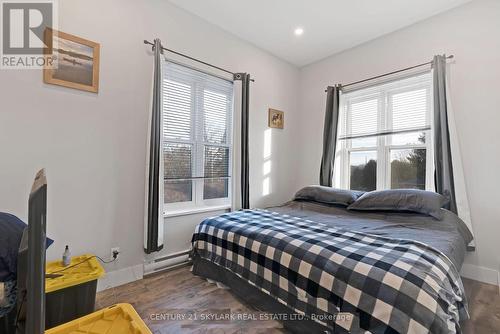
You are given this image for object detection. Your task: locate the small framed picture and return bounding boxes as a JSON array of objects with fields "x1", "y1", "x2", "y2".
[
  {"x1": 43, "y1": 29, "x2": 100, "y2": 93},
  {"x1": 268, "y1": 108, "x2": 284, "y2": 129}
]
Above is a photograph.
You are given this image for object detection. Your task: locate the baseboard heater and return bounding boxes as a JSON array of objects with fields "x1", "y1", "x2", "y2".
[{"x1": 144, "y1": 249, "x2": 191, "y2": 275}]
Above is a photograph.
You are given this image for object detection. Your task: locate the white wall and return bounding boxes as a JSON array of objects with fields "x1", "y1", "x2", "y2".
[
  {"x1": 2, "y1": 0, "x2": 497, "y2": 286},
  {"x1": 0, "y1": 0, "x2": 301, "y2": 277},
  {"x1": 297, "y1": 0, "x2": 500, "y2": 278}
]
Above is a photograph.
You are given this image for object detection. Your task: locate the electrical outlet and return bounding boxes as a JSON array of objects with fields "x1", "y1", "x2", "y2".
[{"x1": 111, "y1": 247, "x2": 120, "y2": 260}]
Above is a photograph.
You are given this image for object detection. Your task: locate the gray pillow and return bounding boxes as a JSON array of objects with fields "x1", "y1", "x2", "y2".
[
  {"x1": 347, "y1": 189, "x2": 448, "y2": 220},
  {"x1": 294, "y1": 186, "x2": 364, "y2": 207}
]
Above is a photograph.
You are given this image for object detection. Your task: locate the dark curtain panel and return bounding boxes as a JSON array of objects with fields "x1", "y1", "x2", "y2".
[
  {"x1": 145, "y1": 38, "x2": 164, "y2": 254},
  {"x1": 239, "y1": 73, "x2": 251, "y2": 209},
  {"x1": 432, "y1": 55, "x2": 457, "y2": 213},
  {"x1": 319, "y1": 85, "x2": 341, "y2": 186}
]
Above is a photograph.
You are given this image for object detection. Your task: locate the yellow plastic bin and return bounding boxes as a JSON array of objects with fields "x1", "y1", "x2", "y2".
[
  {"x1": 45, "y1": 303, "x2": 151, "y2": 334},
  {"x1": 45, "y1": 254, "x2": 105, "y2": 329}
]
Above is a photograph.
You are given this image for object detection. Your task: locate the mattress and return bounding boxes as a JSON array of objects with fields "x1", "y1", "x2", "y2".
[{"x1": 270, "y1": 201, "x2": 472, "y2": 269}]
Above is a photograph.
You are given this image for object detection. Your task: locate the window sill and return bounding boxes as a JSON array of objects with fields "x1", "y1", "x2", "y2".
[{"x1": 163, "y1": 205, "x2": 231, "y2": 218}]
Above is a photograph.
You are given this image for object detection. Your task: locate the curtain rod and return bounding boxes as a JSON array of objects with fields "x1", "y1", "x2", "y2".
[
  {"x1": 325, "y1": 55, "x2": 454, "y2": 92},
  {"x1": 144, "y1": 39, "x2": 254, "y2": 82}
]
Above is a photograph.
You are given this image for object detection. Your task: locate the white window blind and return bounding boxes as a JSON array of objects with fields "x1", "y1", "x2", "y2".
[
  {"x1": 162, "y1": 62, "x2": 234, "y2": 209},
  {"x1": 337, "y1": 73, "x2": 433, "y2": 192},
  {"x1": 339, "y1": 74, "x2": 431, "y2": 140},
  {"x1": 391, "y1": 88, "x2": 428, "y2": 131},
  {"x1": 348, "y1": 96, "x2": 379, "y2": 137}
]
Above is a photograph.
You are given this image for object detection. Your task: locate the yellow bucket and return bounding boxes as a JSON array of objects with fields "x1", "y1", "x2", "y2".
[
  {"x1": 45, "y1": 303, "x2": 152, "y2": 334},
  {"x1": 45, "y1": 254, "x2": 105, "y2": 293}
]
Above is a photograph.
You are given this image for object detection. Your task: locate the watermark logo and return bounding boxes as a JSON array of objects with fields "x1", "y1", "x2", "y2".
[{"x1": 1, "y1": 0, "x2": 58, "y2": 69}]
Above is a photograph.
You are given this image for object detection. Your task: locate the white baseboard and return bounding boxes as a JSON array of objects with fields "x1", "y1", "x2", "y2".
[
  {"x1": 97, "y1": 264, "x2": 144, "y2": 292},
  {"x1": 97, "y1": 250, "x2": 190, "y2": 292},
  {"x1": 144, "y1": 249, "x2": 191, "y2": 275},
  {"x1": 96, "y1": 262, "x2": 499, "y2": 294},
  {"x1": 498, "y1": 270, "x2": 500, "y2": 295},
  {"x1": 460, "y1": 263, "x2": 499, "y2": 287}
]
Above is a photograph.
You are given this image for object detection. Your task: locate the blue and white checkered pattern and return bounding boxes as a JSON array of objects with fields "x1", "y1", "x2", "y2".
[{"x1": 192, "y1": 209, "x2": 468, "y2": 333}]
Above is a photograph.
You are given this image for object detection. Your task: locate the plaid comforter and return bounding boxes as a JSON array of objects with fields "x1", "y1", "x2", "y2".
[{"x1": 191, "y1": 209, "x2": 468, "y2": 333}]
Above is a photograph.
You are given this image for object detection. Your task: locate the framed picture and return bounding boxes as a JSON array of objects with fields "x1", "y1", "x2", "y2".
[
  {"x1": 43, "y1": 29, "x2": 100, "y2": 93},
  {"x1": 268, "y1": 108, "x2": 284, "y2": 129}
]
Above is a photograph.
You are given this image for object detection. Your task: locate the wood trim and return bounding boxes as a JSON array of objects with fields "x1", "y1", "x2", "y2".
[{"x1": 43, "y1": 28, "x2": 100, "y2": 93}]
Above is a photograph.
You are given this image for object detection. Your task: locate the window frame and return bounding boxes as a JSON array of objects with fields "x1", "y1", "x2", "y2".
[
  {"x1": 337, "y1": 72, "x2": 434, "y2": 192},
  {"x1": 162, "y1": 61, "x2": 234, "y2": 214}
]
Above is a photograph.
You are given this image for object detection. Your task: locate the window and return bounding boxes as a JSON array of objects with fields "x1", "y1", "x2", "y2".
[
  {"x1": 336, "y1": 73, "x2": 433, "y2": 191},
  {"x1": 163, "y1": 62, "x2": 234, "y2": 211}
]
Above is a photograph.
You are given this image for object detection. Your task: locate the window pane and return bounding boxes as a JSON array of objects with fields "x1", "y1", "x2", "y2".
[
  {"x1": 350, "y1": 98, "x2": 378, "y2": 136},
  {"x1": 204, "y1": 146, "x2": 229, "y2": 199},
  {"x1": 390, "y1": 131, "x2": 426, "y2": 146},
  {"x1": 350, "y1": 151, "x2": 377, "y2": 191},
  {"x1": 165, "y1": 180, "x2": 192, "y2": 204},
  {"x1": 204, "y1": 179, "x2": 228, "y2": 200},
  {"x1": 350, "y1": 136, "x2": 377, "y2": 149},
  {"x1": 204, "y1": 90, "x2": 228, "y2": 144},
  {"x1": 391, "y1": 88, "x2": 427, "y2": 130},
  {"x1": 163, "y1": 80, "x2": 192, "y2": 141},
  {"x1": 164, "y1": 143, "x2": 192, "y2": 203},
  {"x1": 390, "y1": 149, "x2": 426, "y2": 190}
]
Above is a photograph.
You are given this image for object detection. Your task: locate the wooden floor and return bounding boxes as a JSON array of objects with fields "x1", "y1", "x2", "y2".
[{"x1": 96, "y1": 265, "x2": 500, "y2": 334}]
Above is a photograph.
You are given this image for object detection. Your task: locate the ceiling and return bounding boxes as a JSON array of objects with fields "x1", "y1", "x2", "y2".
[{"x1": 168, "y1": 0, "x2": 472, "y2": 67}]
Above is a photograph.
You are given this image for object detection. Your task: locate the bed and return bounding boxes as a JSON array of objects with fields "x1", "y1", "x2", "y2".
[{"x1": 191, "y1": 189, "x2": 472, "y2": 334}]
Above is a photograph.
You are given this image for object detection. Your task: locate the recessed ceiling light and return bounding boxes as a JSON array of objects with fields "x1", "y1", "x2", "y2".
[{"x1": 294, "y1": 27, "x2": 304, "y2": 36}]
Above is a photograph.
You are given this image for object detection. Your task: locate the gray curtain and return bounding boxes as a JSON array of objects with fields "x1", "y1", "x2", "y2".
[
  {"x1": 145, "y1": 38, "x2": 164, "y2": 253},
  {"x1": 319, "y1": 85, "x2": 341, "y2": 186},
  {"x1": 239, "y1": 73, "x2": 251, "y2": 209},
  {"x1": 433, "y1": 55, "x2": 457, "y2": 214}
]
